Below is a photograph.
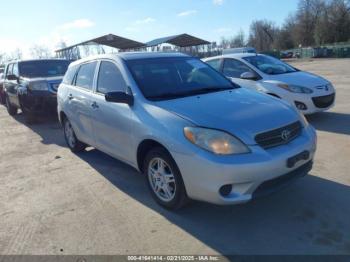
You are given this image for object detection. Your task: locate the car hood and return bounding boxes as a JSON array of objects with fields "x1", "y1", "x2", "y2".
[
  {"x1": 264, "y1": 71, "x2": 329, "y2": 88},
  {"x1": 21, "y1": 76, "x2": 64, "y2": 83},
  {"x1": 154, "y1": 88, "x2": 300, "y2": 145}
]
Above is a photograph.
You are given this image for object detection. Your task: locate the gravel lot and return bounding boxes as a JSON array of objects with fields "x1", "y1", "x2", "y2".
[{"x1": 0, "y1": 58, "x2": 349, "y2": 255}]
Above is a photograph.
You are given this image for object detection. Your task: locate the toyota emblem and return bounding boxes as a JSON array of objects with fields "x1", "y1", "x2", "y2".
[{"x1": 281, "y1": 130, "x2": 291, "y2": 141}]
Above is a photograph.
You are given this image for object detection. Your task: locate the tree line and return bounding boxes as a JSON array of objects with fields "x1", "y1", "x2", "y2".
[
  {"x1": 0, "y1": 42, "x2": 67, "y2": 65},
  {"x1": 220, "y1": 0, "x2": 350, "y2": 51}
]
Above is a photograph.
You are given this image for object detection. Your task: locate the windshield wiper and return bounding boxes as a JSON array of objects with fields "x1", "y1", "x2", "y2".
[
  {"x1": 147, "y1": 93, "x2": 188, "y2": 100},
  {"x1": 148, "y1": 87, "x2": 235, "y2": 101},
  {"x1": 182, "y1": 86, "x2": 236, "y2": 96}
]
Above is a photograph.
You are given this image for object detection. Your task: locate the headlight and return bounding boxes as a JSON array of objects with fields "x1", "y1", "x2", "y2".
[
  {"x1": 184, "y1": 127, "x2": 250, "y2": 155},
  {"x1": 29, "y1": 82, "x2": 48, "y2": 91},
  {"x1": 277, "y1": 83, "x2": 313, "y2": 94}
]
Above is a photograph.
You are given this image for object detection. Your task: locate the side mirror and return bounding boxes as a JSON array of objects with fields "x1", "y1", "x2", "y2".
[
  {"x1": 7, "y1": 74, "x2": 18, "y2": 81},
  {"x1": 105, "y1": 92, "x2": 134, "y2": 106},
  {"x1": 240, "y1": 72, "x2": 258, "y2": 81}
]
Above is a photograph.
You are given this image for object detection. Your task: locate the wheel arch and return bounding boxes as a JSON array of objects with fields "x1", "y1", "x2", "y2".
[
  {"x1": 59, "y1": 110, "x2": 67, "y2": 125},
  {"x1": 136, "y1": 139, "x2": 173, "y2": 173}
]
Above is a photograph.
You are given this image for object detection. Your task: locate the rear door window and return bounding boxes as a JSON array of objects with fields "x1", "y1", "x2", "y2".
[
  {"x1": 97, "y1": 61, "x2": 127, "y2": 94},
  {"x1": 223, "y1": 59, "x2": 255, "y2": 78},
  {"x1": 75, "y1": 62, "x2": 97, "y2": 90},
  {"x1": 206, "y1": 59, "x2": 222, "y2": 71}
]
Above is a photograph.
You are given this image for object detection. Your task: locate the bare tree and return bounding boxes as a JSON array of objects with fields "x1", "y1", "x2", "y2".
[
  {"x1": 219, "y1": 30, "x2": 246, "y2": 49},
  {"x1": 231, "y1": 29, "x2": 246, "y2": 47},
  {"x1": 30, "y1": 44, "x2": 52, "y2": 59},
  {"x1": 248, "y1": 20, "x2": 279, "y2": 51},
  {"x1": 10, "y1": 49, "x2": 23, "y2": 60},
  {"x1": 0, "y1": 53, "x2": 6, "y2": 64},
  {"x1": 275, "y1": 15, "x2": 297, "y2": 49},
  {"x1": 326, "y1": 0, "x2": 350, "y2": 43},
  {"x1": 246, "y1": 0, "x2": 350, "y2": 51},
  {"x1": 56, "y1": 40, "x2": 67, "y2": 50}
]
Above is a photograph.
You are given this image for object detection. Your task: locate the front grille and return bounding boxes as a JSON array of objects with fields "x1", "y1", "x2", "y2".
[
  {"x1": 253, "y1": 161, "x2": 313, "y2": 199},
  {"x1": 312, "y1": 93, "x2": 335, "y2": 108},
  {"x1": 255, "y1": 121, "x2": 303, "y2": 149}
]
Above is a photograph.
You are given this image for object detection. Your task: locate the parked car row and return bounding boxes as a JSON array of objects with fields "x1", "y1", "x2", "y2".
[
  {"x1": 0, "y1": 72, "x2": 5, "y2": 104},
  {"x1": 1, "y1": 52, "x2": 334, "y2": 210}
]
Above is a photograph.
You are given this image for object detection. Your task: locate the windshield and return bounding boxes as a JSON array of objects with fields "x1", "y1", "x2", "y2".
[
  {"x1": 19, "y1": 60, "x2": 70, "y2": 78},
  {"x1": 126, "y1": 57, "x2": 238, "y2": 101},
  {"x1": 243, "y1": 55, "x2": 297, "y2": 75}
]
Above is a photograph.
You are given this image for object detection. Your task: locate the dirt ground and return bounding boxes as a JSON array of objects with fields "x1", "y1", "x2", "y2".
[{"x1": 0, "y1": 58, "x2": 349, "y2": 255}]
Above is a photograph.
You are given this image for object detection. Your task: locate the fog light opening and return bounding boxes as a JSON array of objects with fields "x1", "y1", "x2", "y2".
[
  {"x1": 295, "y1": 101, "x2": 308, "y2": 111},
  {"x1": 219, "y1": 184, "x2": 233, "y2": 197}
]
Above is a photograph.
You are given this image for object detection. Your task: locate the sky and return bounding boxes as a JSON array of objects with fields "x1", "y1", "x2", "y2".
[{"x1": 0, "y1": 0, "x2": 299, "y2": 58}]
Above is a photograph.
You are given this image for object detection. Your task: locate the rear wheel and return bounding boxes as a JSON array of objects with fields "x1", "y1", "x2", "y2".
[
  {"x1": 144, "y1": 147, "x2": 188, "y2": 210},
  {"x1": 0, "y1": 92, "x2": 5, "y2": 105},
  {"x1": 63, "y1": 117, "x2": 86, "y2": 153},
  {"x1": 5, "y1": 95, "x2": 18, "y2": 116}
]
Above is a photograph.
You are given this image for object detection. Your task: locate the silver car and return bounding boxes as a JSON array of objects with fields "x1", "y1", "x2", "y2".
[{"x1": 57, "y1": 52, "x2": 317, "y2": 209}]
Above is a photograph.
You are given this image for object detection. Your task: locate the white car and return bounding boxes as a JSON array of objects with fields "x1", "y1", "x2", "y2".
[{"x1": 203, "y1": 53, "x2": 336, "y2": 114}]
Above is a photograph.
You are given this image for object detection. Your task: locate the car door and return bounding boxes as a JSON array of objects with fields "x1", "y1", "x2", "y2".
[
  {"x1": 89, "y1": 60, "x2": 134, "y2": 163},
  {"x1": 66, "y1": 61, "x2": 97, "y2": 146},
  {"x1": 4, "y1": 63, "x2": 19, "y2": 106},
  {"x1": 222, "y1": 58, "x2": 261, "y2": 91},
  {"x1": 11, "y1": 63, "x2": 21, "y2": 107}
]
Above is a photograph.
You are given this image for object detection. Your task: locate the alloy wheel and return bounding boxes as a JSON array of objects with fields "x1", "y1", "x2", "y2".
[
  {"x1": 64, "y1": 120, "x2": 76, "y2": 148},
  {"x1": 148, "y1": 158, "x2": 176, "y2": 202}
]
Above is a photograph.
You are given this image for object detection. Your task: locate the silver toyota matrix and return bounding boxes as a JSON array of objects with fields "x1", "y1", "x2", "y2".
[{"x1": 57, "y1": 52, "x2": 317, "y2": 209}]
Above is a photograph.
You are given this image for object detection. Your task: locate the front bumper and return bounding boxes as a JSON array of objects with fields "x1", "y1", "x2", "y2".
[
  {"x1": 282, "y1": 92, "x2": 335, "y2": 115},
  {"x1": 252, "y1": 160, "x2": 312, "y2": 198},
  {"x1": 21, "y1": 91, "x2": 57, "y2": 114},
  {"x1": 171, "y1": 125, "x2": 317, "y2": 205}
]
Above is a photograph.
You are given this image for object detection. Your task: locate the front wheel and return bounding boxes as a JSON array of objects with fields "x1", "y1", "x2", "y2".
[
  {"x1": 63, "y1": 118, "x2": 86, "y2": 153},
  {"x1": 0, "y1": 92, "x2": 5, "y2": 105},
  {"x1": 144, "y1": 147, "x2": 188, "y2": 210},
  {"x1": 5, "y1": 95, "x2": 18, "y2": 116}
]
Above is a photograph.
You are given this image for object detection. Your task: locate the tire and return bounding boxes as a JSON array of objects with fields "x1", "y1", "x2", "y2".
[
  {"x1": 5, "y1": 95, "x2": 18, "y2": 116},
  {"x1": 0, "y1": 93, "x2": 5, "y2": 105},
  {"x1": 143, "y1": 147, "x2": 188, "y2": 210},
  {"x1": 63, "y1": 117, "x2": 86, "y2": 153}
]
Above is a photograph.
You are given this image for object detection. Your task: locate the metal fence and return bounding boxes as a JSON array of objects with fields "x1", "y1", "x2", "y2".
[{"x1": 283, "y1": 42, "x2": 350, "y2": 59}]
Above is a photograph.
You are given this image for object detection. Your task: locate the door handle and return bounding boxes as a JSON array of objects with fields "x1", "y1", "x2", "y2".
[
  {"x1": 91, "y1": 101, "x2": 99, "y2": 109},
  {"x1": 68, "y1": 94, "x2": 73, "y2": 100}
]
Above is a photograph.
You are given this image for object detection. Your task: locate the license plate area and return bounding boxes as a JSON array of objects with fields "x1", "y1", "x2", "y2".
[{"x1": 287, "y1": 151, "x2": 310, "y2": 168}]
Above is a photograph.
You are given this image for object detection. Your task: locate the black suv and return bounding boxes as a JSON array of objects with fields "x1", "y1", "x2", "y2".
[
  {"x1": 3, "y1": 59, "x2": 71, "y2": 123},
  {"x1": 0, "y1": 72, "x2": 5, "y2": 104}
]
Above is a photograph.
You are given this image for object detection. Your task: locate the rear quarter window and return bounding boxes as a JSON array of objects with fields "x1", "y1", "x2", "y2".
[
  {"x1": 62, "y1": 64, "x2": 79, "y2": 85},
  {"x1": 206, "y1": 59, "x2": 221, "y2": 71}
]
